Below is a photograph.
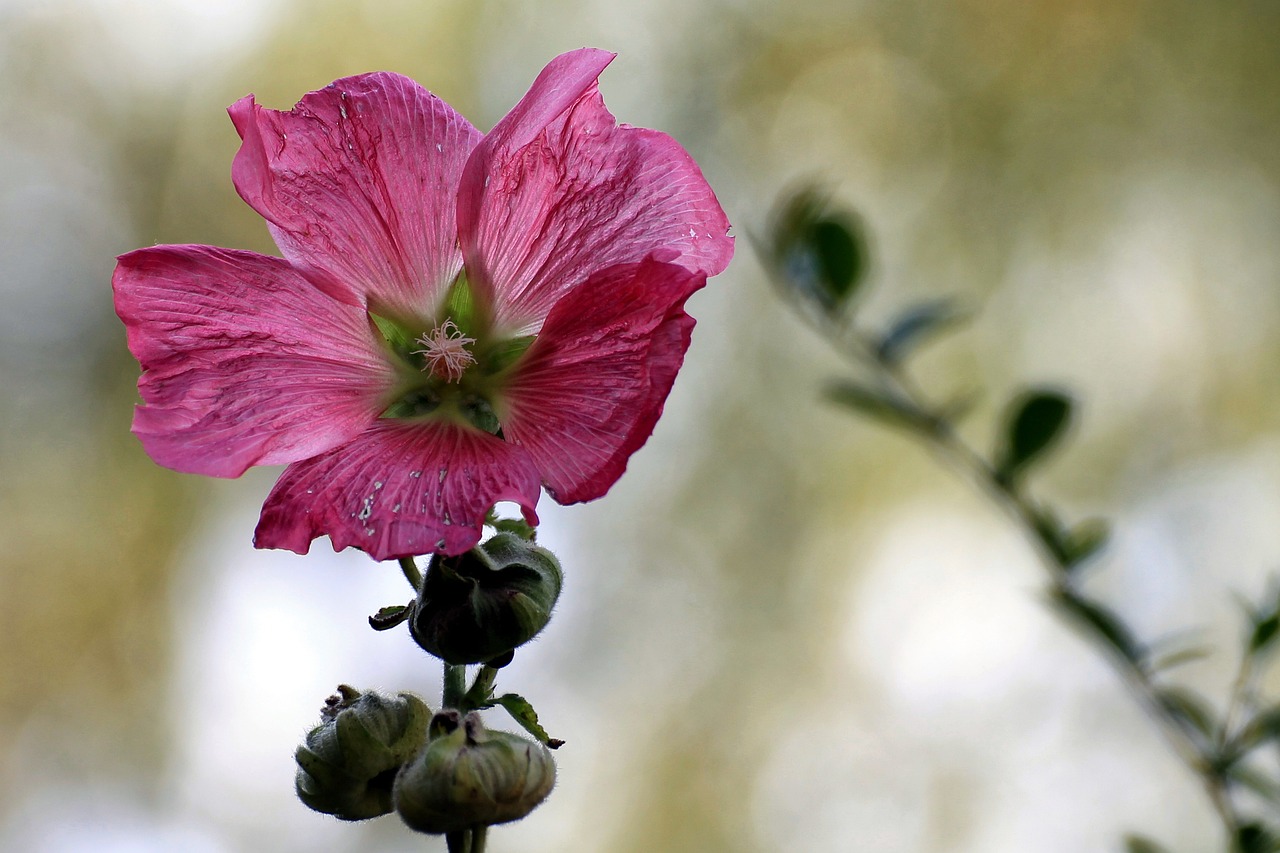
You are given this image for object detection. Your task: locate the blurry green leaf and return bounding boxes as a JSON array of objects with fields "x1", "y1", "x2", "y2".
[
  {"x1": 1236, "y1": 822, "x2": 1280, "y2": 853},
  {"x1": 995, "y1": 389, "x2": 1074, "y2": 483},
  {"x1": 485, "y1": 510, "x2": 537, "y2": 542},
  {"x1": 1150, "y1": 644, "x2": 1211, "y2": 673},
  {"x1": 368, "y1": 603, "x2": 413, "y2": 631},
  {"x1": 1063, "y1": 518, "x2": 1110, "y2": 568},
  {"x1": 1050, "y1": 589, "x2": 1144, "y2": 665},
  {"x1": 1252, "y1": 613, "x2": 1280, "y2": 655},
  {"x1": 767, "y1": 186, "x2": 869, "y2": 314},
  {"x1": 824, "y1": 381, "x2": 934, "y2": 433},
  {"x1": 482, "y1": 693, "x2": 563, "y2": 749},
  {"x1": 1228, "y1": 763, "x2": 1280, "y2": 805},
  {"x1": 876, "y1": 300, "x2": 968, "y2": 365},
  {"x1": 1156, "y1": 686, "x2": 1218, "y2": 742},
  {"x1": 1124, "y1": 835, "x2": 1171, "y2": 853},
  {"x1": 1234, "y1": 706, "x2": 1280, "y2": 754}
]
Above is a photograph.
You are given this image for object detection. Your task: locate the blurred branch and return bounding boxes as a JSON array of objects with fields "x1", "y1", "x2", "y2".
[{"x1": 760, "y1": 185, "x2": 1280, "y2": 852}]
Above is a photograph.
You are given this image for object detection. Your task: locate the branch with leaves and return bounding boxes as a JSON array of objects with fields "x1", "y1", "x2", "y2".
[{"x1": 760, "y1": 186, "x2": 1280, "y2": 853}]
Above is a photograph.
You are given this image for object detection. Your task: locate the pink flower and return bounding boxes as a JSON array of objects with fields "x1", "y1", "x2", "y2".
[{"x1": 113, "y1": 49, "x2": 733, "y2": 560}]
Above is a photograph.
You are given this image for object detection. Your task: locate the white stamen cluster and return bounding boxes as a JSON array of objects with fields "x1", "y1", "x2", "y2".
[{"x1": 414, "y1": 320, "x2": 476, "y2": 383}]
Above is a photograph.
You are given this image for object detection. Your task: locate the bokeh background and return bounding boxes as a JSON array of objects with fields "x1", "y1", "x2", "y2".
[{"x1": 3, "y1": 0, "x2": 1280, "y2": 850}]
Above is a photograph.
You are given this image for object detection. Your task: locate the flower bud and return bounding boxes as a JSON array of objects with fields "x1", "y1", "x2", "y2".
[
  {"x1": 393, "y1": 710, "x2": 556, "y2": 834},
  {"x1": 409, "y1": 533, "x2": 562, "y2": 665},
  {"x1": 295, "y1": 685, "x2": 431, "y2": 821}
]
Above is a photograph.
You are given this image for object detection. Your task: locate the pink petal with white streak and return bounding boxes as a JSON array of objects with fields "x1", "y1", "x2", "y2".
[
  {"x1": 230, "y1": 72, "x2": 482, "y2": 318},
  {"x1": 457, "y1": 48, "x2": 733, "y2": 333},
  {"x1": 255, "y1": 421, "x2": 542, "y2": 560},
  {"x1": 113, "y1": 245, "x2": 392, "y2": 478},
  {"x1": 502, "y1": 258, "x2": 705, "y2": 504}
]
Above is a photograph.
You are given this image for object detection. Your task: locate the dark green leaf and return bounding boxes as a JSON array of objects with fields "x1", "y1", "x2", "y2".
[
  {"x1": 876, "y1": 300, "x2": 968, "y2": 365},
  {"x1": 481, "y1": 693, "x2": 563, "y2": 749},
  {"x1": 824, "y1": 381, "x2": 934, "y2": 434},
  {"x1": 368, "y1": 603, "x2": 413, "y2": 631},
  {"x1": 995, "y1": 389, "x2": 1074, "y2": 482},
  {"x1": 1236, "y1": 822, "x2": 1280, "y2": 853},
  {"x1": 767, "y1": 187, "x2": 869, "y2": 314},
  {"x1": 1050, "y1": 589, "x2": 1144, "y2": 665},
  {"x1": 1156, "y1": 686, "x2": 1218, "y2": 742},
  {"x1": 1124, "y1": 835, "x2": 1171, "y2": 853},
  {"x1": 1251, "y1": 612, "x2": 1280, "y2": 655}
]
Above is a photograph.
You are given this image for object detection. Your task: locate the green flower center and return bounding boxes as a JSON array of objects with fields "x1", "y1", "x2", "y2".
[{"x1": 369, "y1": 276, "x2": 534, "y2": 436}]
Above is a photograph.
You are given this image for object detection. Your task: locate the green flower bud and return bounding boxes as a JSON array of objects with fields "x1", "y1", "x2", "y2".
[
  {"x1": 393, "y1": 710, "x2": 556, "y2": 834},
  {"x1": 295, "y1": 685, "x2": 431, "y2": 821},
  {"x1": 409, "y1": 533, "x2": 562, "y2": 665}
]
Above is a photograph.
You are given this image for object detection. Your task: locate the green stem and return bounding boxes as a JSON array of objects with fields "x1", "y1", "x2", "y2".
[
  {"x1": 399, "y1": 556, "x2": 424, "y2": 591},
  {"x1": 471, "y1": 825, "x2": 488, "y2": 853},
  {"x1": 445, "y1": 830, "x2": 470, "y2": 853},
  {"x1": 443, "y1": 663, "x2": 467, "y2": 709}
]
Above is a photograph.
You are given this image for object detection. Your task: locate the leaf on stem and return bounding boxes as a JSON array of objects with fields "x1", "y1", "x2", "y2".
[
  {"x1": 481, "y1": 693, "x2": 564, "y2": 749},
  {"x1": 1155, "y1": 686, "x2": 1219, "y2": 743},
  {"x1": 994, "y1": 389, "x2": 1074, "y2": 484},
  {"x1": 1050, "y1": 589, "x2": 1144, "y2": 666},
  {"x1": 824, "y1": 380, "x2": 935, "y2": 434},
  {"x1": 1063, "y1": 518, "x2": 1110, "y2": 568},
  {"x1": 1123, "y1": 835, "x2": 1171, "y2": 853},
  {"x1": 765, "y1": 186, "x2": 869, "y2": 316},
  {"x1": 876, "y1": 300, "x2": 968, "y2": 365},
  {"x1": 368, "y1": 602, "x2": 413, "y2": 631}
]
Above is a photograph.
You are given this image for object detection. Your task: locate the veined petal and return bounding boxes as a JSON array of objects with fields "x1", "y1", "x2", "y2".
[
  {"x1": 501, "y1": 258, "x2": 705, "y2": 504},
  {"x1": 254, "y1": 422, "x2": 542, "y2": 560},
  {"x1": 458, "y1": 48, "x2": 733, "y2": 333},
  {"x1": 230, "y1": 72, "x2": 482, "y2": 318},
  {"x1": 113, "y1": 245, "x2": 393, "y2": 477}
]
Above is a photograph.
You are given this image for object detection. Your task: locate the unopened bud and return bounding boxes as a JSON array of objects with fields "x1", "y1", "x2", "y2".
[
  {"x1": 409, "y1": 533, "x2": 562, "y2": 665},
  {"x1": 393, "y1": 710, "x2": 556, "y2": 834},
  {"x1": 295, "y1": 685, "x2": 431, "y2": 821}
]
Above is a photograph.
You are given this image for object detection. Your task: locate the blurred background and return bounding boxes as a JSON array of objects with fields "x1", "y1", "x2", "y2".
[{"x1": 3, "y1": 0, "x2": 1280, "y2": 850}]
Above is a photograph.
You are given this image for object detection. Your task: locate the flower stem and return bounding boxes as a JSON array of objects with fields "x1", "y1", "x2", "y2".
[
  {"x1": 471, "y1": 825, "x2": 488, "y2": 853},
  {"x1": 443, "y1": 663, "x2": 466, "y2": 709},
  {"x1": 399, "y1": 556, "x2": 424, "y2": 591},
  {"x1": 445, "y1": 830, "x2": 470, "y2": 853}
]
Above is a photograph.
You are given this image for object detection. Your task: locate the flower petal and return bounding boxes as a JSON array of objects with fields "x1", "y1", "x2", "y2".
[
  {"x1": 458, "y1": 48, "x2": 733, "y2": 332},
  {"x1": 254, "y1": 422, "x2": 542, "y2": 560},
  {"x1": 230, "y1": 72, "x2": 482, "y2": 318},
  {"x1": 113, "y1": 245, "x2": 393, "y2": 477},
  {"x1": 501, "y1": 258, "x2": 705, "y2": 504}
]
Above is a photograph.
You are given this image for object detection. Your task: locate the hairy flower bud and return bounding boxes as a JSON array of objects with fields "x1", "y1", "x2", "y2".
[
  {"x1": 409, "y1": 533, "x2": 562, "y2": 665},
  {"x1": 393, "y1": 710, "x2": 556, "y2": 834},
  {"x1": 295, "y1": 685, "x2": 431, "y2": 821}
]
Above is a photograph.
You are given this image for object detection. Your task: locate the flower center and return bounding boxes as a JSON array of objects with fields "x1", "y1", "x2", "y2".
[{"x1": 413, "y1": 320, "x2": 476, "y2": 383}]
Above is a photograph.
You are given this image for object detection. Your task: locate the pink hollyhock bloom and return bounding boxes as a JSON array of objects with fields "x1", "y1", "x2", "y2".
[{"x1": 113, "y1": 49, "x2": 733, "y2": 560}]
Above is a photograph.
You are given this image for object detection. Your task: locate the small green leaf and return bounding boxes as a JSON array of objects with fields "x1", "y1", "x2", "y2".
[
  {"x1": 767, "y1": 186, "x2": 869, "y2": 314},
  {"x1": 1156, "y1": 687, "x2": 1218, "y2": 742},
  {"x1": 1149, "y1": 644, "x2": 1211, "y2": 673},
  {"x1": 485, "y1": 510, "x2": 537, "y2": 542},
  {"x1": 1228, "y1": 764, "x2": 1280, "y2": 805},
  {"x1": 995, "y1": 389, "x2": 1074, "y2": 483},
  {"x1": 1050, "y1": 589, "x2": 1144, "y2": 665},
  {"x1": 876, "y1": 300, "x2": 968, "y2": 365},
  {"x1": 1124, "y1": 835, "x2": 1171, "y2": 853},
  {"x1": 368, "y1": 603, "x2": 413, "y2": 631},
  {"x1": 824, "y1": 381, "x2": 934, "y2": 433},
  {"x1": 1062, "y1": 518, "x2": 1110, "y2": 568},
  {"x1": 481, "y1": 693, "x2": 563, "y2": 749}
]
